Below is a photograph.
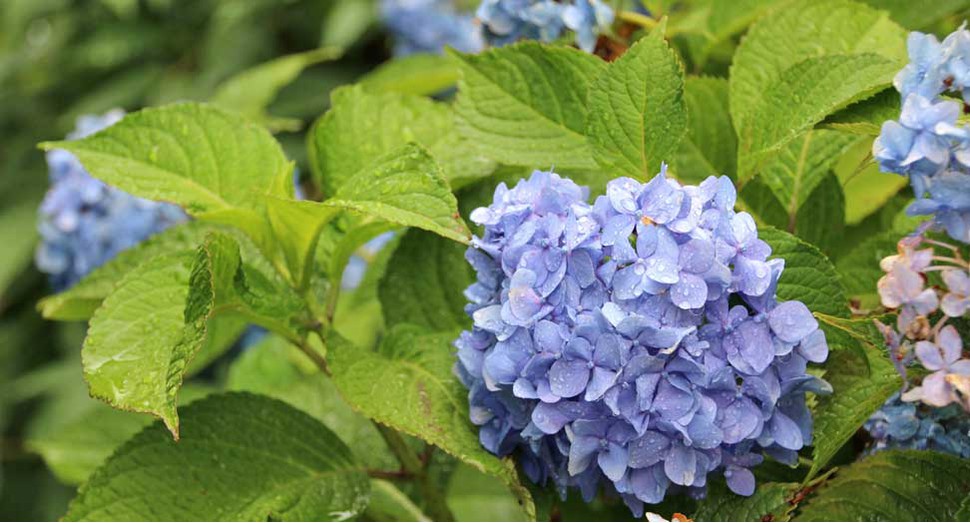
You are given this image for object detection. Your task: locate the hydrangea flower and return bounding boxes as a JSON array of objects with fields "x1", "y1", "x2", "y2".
[
  {"x1": 456, "y1": 168, "x2": 830, "y2": 513},
  {"x1": 874, "y1": 26, "x2": 970, "y2": 242},
  {"x1": 381, "y1": 0, "x2": 484, "y2": 55},
  {"x1": 36, "y1": 110, "x2": 187, "y2": 290},
  {"x1": 865, "y1": 393, "x2": 970, "y2": 458},
  {"x1": 476, "y1": 0, "x2": 614, "y2": 52}
]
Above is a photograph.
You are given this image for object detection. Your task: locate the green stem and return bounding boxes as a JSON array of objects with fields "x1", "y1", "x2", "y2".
[
  {"x1": 375, "y1": 424, "x2": 455, "y2": 522},
  {"x1": 618, "y1": 10, "x2": 658, "y2": 30}
]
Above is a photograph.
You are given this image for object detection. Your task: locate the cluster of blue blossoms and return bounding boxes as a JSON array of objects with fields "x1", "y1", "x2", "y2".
[
  {"x1": 455, "y1": 168, "x2": 830, "y2": 514},
  {"x1": 36, "y1": 111, "x2": 186, "y2": 290},
  {"x1": 873, "y1": 28, "x2": 970, "y2": 243},
  {"x1": 865, "y1": 393, "x2": 970, "y2": 458},
  {"x1": 381, "y1": 0, "x2": 614, "y2": 55}
]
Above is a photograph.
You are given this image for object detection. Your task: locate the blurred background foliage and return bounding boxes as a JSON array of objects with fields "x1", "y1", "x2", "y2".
[{"x1": 3, "y1": 0, "x2": 970, "y2": 520}]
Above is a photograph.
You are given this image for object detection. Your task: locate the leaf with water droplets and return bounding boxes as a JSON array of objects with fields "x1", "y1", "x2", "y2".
[{"x1": 65, "y1": 392, "x2": 370, "y2": 521}]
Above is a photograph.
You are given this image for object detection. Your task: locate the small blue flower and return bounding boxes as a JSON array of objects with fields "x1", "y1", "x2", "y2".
[
  {"x1": 381, "y1": 0, "x2": 484, "y2": 55},
  {"x1": 866, "y1": 393, "x2": 970, "y2": 458}
]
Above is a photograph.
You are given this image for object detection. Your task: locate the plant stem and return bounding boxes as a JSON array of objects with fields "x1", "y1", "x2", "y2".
[
  {"x1": 617, "y1": 10, "x2": 658, "y2": 30},
  {"x1": 375, "y1": 424, "x2": 455, "y2": 522}
]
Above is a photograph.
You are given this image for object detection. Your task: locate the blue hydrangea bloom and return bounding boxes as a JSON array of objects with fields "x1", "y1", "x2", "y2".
[
  {"x1": 477, "y1": 0, "x2": 614, "y2": 52},
  {"x1": 865, "y1": 393, "x2": 970, "y2": 458},
  {"x1": 381, "y1": 0, "x2": 484, "y2": 55},
  {"x1": 456, "y1": 168, "x2": 830, "y2": 514},
  {"x1": 874, "y1": 26, "x2": 970, "y2": 242},
  {"x1": 36, "y1": 110, "x2": 187, "y2": 290}
]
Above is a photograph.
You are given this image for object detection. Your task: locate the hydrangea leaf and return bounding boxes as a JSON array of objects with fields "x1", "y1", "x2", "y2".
[
  {"x1": 834, "y1": 139, "x2": 910, "y2": 225},
  {"x1": 586, "y1": 19, "x2": 687, "y2": 179},
  {"x1": 211, "y1": 47, "x2": 342, "y2": 132},
  {"x1": 673, "y1": 76, "x2": 737, "y2": 183},
  {"x1": 452, "y1": 42, "x2": 606, "y2": 171},
  {"x1": 760, "y1": 226, "x2": 850, "y2": 317},
  {"x1": 795, "y1": 450, "x2": 970, "y2": 521},
  {"x1": 670, "y1": 0, "x2": 788, "y2": 70},
  {"x1": 64, "y1": 392, "x2": 370, "y2": 522},
  {"x1": 226, "y1": 334, "x2": 397, "y2": 471},
  {"x1": 447, "y1": 465, "x2": 529, "y2": 522},
  {"x1": 861, "y1": 0, "x2": 970, "y2": 30},
  {"x1": 956, "y1": 493, "x2": 970, "y2": 521},
  {"x1": 379, "y1": 229, "x2": 472, "y2": 332},
  {"x1": 808, "y1": 314, "x2": 902, "y2": 481},
  {"x1": 359, "y1": 53, "x2": 459, "y2": 96},
  {"x1": 303, "y1": 143, "x2": 470, "y2": 243},
  {"x1": 368, "y1": 479, "x2": 432, "y2": 522},
  {"x1": 310, "y1": 85, "x2": 495, "y2": 195},
  {"x1": 756, "y1": 130, "x2": 861, "y2": 222},
  {"x1": 730, "y1": 0, "x2": 906, "y2": 182},
  {"x1": 38, "y1": 221, "x2": 218, "y2": 320},
  {"x1": 39, "y1": 102, "x2": 292, "y2": 214},
  {"x1": 835, "y1": 229, "x2": 906, "y2": 305},
  {"x1": 793, "y1": 173, "x2": 846, "y2": 256},
  {"x1": 0, "y1": 199, "x2": 39, "y2": 296},
  {"x1": 328, "y1": 326, "x2": 535, "y2": 520},
  {"x1": 694, "y1": 480, "x2": 799, "y2": 522},
  {"x1": 818, "y1": 88, "x2": 899, "y2": 136}
]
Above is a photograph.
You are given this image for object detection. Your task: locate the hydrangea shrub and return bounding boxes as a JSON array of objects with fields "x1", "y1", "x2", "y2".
[{"x1": 22, "y1": 1, "x2": 970, "y2": 522}]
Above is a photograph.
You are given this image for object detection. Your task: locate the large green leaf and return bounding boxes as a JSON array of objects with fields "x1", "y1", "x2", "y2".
[
  {"x1": 309, "y1": 85, "x2": 495, "y2": 195},
  {"x1": 818, "y1": 88, "x2": 898, "y2": 136},
  {"x1": 39, "y1": 102, "x2": 292, "y2": 214},
  {"x1": 760, "y1": 227, "x2": 850, "y2": 317},
  {"x1": 694, "y1": 480, "x2": 799, "y2": 522},
  {"x1": 796, "y1": 451, "x2": 970, "y2": 521},
  {"x1": 808, "y1": 314, "x2": 902, "y2": 480},
  {"x1": 65, "y1": 392, "x2": 370, "y2": 522},
  {"x1": 452, "y1": 42, "x2": 606, "y2": 170},
  {"x1": 379, "y1": 229, "x2": 472, "y2": 332},
  {"x1": 674, "y1": 76, "x2": 736, "y2": 183},
  {"x1": 447, "y1": 464, "x2": 529, "y2": 522},
  {"x1": 0, "y1": 198, "x2": 39, "y2": 295},
  {"x1": 861, "y1": 0, "x2": 970, "y2": 29},
  {"x1": 730, "y1": 0, "x2": 906, "y2": 182},
  {"x1": 793, "y1": 173, "x2": 846, "y2": 256},
  {"x1": 359, "y1": 53, "x2": 459, "y2": 96},
  {"x1": 211, "y1": 47, "x2": 342, "y2": 132},
  {"x1": 587, "y1": 20, "x2": 687, "y2": 179},
  {"x1": 835, "y1": 139, "x2": 910, "y2": 225},
  {"x1": 328, "y1": 325, "x2": 535, "y2": 520}
]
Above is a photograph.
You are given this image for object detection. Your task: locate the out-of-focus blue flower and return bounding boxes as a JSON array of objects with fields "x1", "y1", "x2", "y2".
[
  {"x1": 36, "y1": 110, "x2": 187, "y2": 290},
  {"x1": 456, "y1": 168, "x2": 829, "y2": 513},
  {"x1": 476, "y1": 0, "x2": 613, "y2": 52},
  {"x1": 865, "y1": 393, "x2": 970, "y2": 458},
  {"x1": 381, "y1": 0, "x2": 484, "y2": 55},
  {"x1": 875, "y1": 26, "x2": 970, "y2": 242}
]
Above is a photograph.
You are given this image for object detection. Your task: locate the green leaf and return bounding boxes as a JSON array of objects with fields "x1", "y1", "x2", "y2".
[
  {"x1": 0, "y1": 198, "x2": 39, "y2": 295},
  {"x1": 694, "y1": 480, "x2": 798, "y2": 522},
  {"x1": 836, "y1": 229, "x2": 901, "y2": 303},
  {"x1": 861, "y1": 0, "x2": 970, "y2": 30},
  {"x1": 452, "y1": 42, "x2": 606, "y2": 170},
  {"x1": 756, "y1": 130, "x2": 861, "y2": 223},
  {"x1": 794, "y1": 173, "x2": 846, "y2": 256},
  {"x1": 359, "y1": 54, "x2": 459, "y2": 96},
  {"x1": 304, "y1": 143, "x2": 471, "y2": 243},
  {"x1": 818, "y1": 88, "x2": 899, "y2": 136},
  {"x1": 673, "y1": 76, "x2": 737, "y2": 183},
  {"x1": 367, "y1": 479, "x2": 431, "y2": 522},
  {"x1": 38, "y1": 221, "x2": 216, "y2": 321},
  {"x1": 309, "y1": 85, "x2": 495, "y2": 195},
  {"x1": 796, "y1": 451, "x2": 970, "y2": 521},
  {"x1": 39, "y1": 102, "x2": 292, "y2": 214},
  {"x1": 730, "y1": 0, "x2": 906, "y2": 182},
  {"x1": 808, "y1": 314, "x2": 902, "y2": 481},
  {"x1": 447, "y1": 464, "x2": 529, "y2": 522},
  {"x1": 226, "y1": 334, "x2": 397, "y2": 470},
  {"x1": 81, "y1": 251, "x2": 199, "y2": 436},
  {"x1": 587, "y1": 20, "x2": 687, "y2": 179},
  {"x1": 211, "y1": 48, "x2": 342, "y2": 132},
  {"x1": 956, "y1": 493, "x2": 970, "y2": 521},
  {"x1": 380, "y1": 229, "x2": 472, "y2": 332},
  {"x1": 328, "y1": 325, "x2": 535, "y2": 520},
  {"x1": 321, "y1": 0, "x2": 376, "y2": 49},
  {"x1": 65, "y1": 392, "x2": 370, "y2": 522},
  {"x1": 760, "y1": 227, "x2": 850, "y2": 317}
]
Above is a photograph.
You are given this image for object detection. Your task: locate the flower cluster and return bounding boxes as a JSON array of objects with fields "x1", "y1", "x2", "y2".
[
  {"x1": 865, "y1": 393, "x2": 970, "y2": 458},
  {"x1": 381, "y1": 0, "x2": 615, "y2": 56},
  {"x1": 873, "y1": 29, "x2": 970, "y2": 243},
  {"x1": 455, "y1": 168, "x2": 830, "y2": 514},
  {"x1": 380, "y1": 0, "x2": 484, "y2": 56},
  {"x1": 477, "y1": 0, "x2": 614, "y2": 52},
  {"x1": 873, "y1": 234, "x2": 970, "y2": 411},
  {"x1": 36, "y1": 111, "x2": 187, "y2": 290}
]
